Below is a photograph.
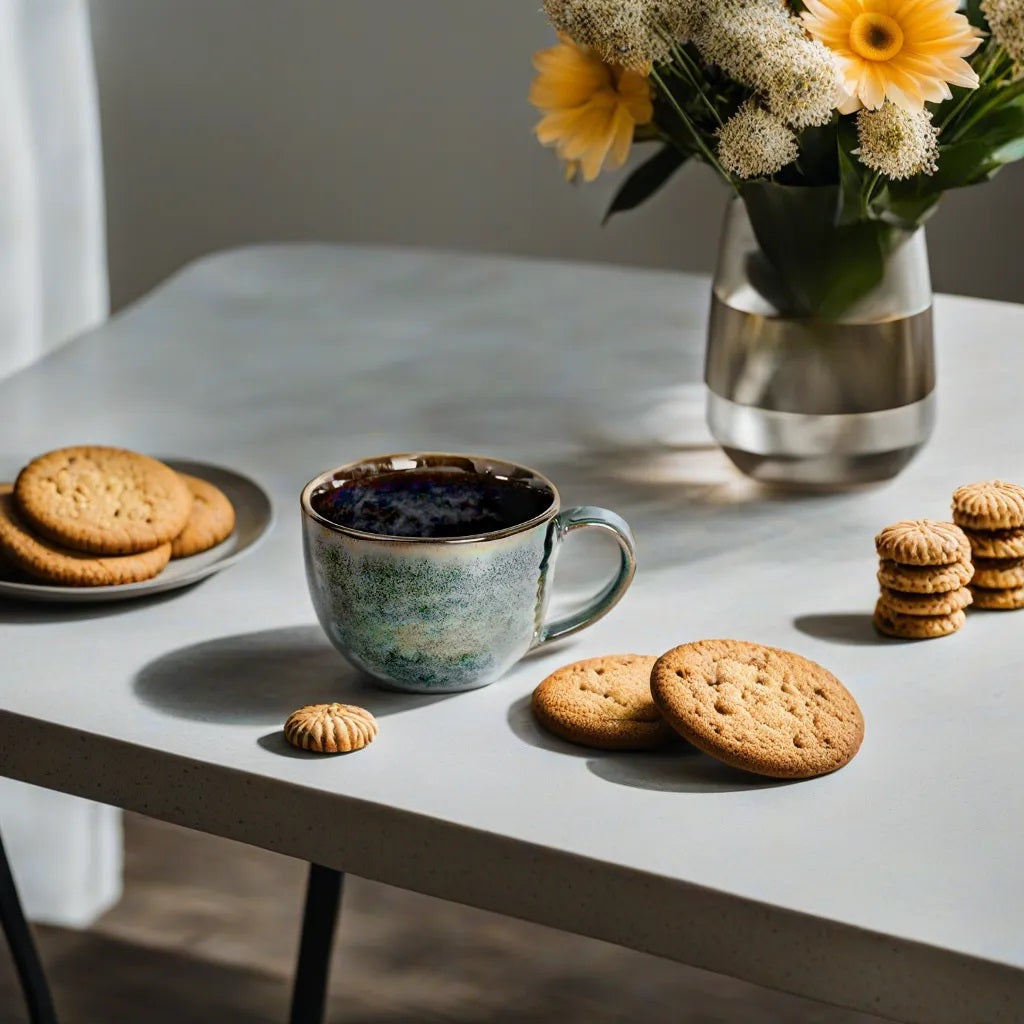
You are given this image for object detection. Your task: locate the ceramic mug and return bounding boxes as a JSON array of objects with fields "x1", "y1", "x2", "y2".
[{"x1": 300, "y1": 453, "x2": 636, "y2": 693}]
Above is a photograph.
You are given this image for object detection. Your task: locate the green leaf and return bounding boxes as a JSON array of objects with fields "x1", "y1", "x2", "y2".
[
  {"x1": 602, "y1": 144, "x2": 686, "y2": 224},
  {"x1": 740, "y1": 182, "x2": 890, "y2": 319},
  {"x1": 836, "y1": 118, "x2": 865, "y2": 226},
  {"x1": 966, "y1": 0, "x2": 988, "y2": 30}
]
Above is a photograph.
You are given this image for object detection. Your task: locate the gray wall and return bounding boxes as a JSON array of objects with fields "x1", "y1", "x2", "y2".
[{"x1": 88, "y1": 0, "x2": 1023, "y2": 311}]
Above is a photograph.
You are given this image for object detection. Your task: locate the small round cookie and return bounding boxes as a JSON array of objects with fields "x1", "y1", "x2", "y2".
[
  {"x1": 971, "y1": 556, "x2": 1024, "y2": 590},
  {"x1": 0, "y1": 492, "x2": 171, "y2": 586},
  {"x1": 531, "y1": 655, "x2": 675, "y2": 751},
  {"x1": 970, "y1": 585, "x2": 1024, "y2": 611},
  {"x1": 877, "y1": 558, "x2": 973, "y2": 594},
  {"x1": 873, "y1": 601, "x2": 965, "y2": 639},
  {"x1": 649, "y1": 640, "x2": 863, "y2": 780},
  {"x1": 284, "y1": 703, "x2": 378, "y2": 754},
  {"x1": 878, "y1": 586, "x2": 972, "y2": 617},
  {"x1": 953, "y1": 480, "x2": 1024, "y2": 531},
  {"x1": 874, "y1": 519, "x2": 970, "y2": 566},
  {"x1": 15, "y1": 446, "x2": 192, "y2": 555},
  {"x1": 964, "y1": 527, "x2": 1024, "y2": 560},
  {"x1": 170, "y1": 474, "x2": 236, "y2": 558}
]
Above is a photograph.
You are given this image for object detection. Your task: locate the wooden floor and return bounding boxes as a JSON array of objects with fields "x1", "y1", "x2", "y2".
[{"x1": 1, "y1": 813, "x2": 890, "y2": 1023}]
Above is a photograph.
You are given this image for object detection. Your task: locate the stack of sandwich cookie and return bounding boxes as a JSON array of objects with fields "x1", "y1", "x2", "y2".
[
  {"x1": 0, "y1": 446, "x2": 235, "y2": 587},
  {"x1": 953, "y1": 480, "x2": 1024, "y2": 610},
  {"x1": 874, "y1": 519, "x2": 973, "y2": 639}
]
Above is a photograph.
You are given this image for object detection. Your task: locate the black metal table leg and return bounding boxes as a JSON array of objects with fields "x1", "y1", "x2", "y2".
[
  {"x1": 289, "y1": 864, "x2": 343, "y2": 1024},
  {"x1": 0, "y1": 827, "x2": 59, "y2": 1024}
]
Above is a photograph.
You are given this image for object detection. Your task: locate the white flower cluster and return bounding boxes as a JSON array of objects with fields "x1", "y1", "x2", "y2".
[
  {"x1": 542, "y1": 0, "x2": 677, "y2": 69},
  {"x1": 855, "y1": 103, "x2": 940, "y2": 179},
  {"x1": 982, "y1": 0, "x2": 1024, "y2": 75},
  {"x1": 717, "y1": 101, "x2": 800, "y2": 178},
  {"x1": 687, "y1": 0, "x2": 839, "y2": 129}
]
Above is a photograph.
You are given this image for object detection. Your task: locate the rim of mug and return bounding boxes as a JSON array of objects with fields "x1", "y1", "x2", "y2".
[{"x1": 299, "y1": 451, "x2": 561, "y2": 544}]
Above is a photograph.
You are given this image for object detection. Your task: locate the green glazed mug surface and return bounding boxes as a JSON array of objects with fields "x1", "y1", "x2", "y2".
[{"x1": 300, "y1": 452, "x2": 636, "y2": 693}]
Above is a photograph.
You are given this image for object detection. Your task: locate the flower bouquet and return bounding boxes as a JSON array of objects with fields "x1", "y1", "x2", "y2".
[{"x1": 528, "y1": 1, "x2": 1024, "y2": 485}]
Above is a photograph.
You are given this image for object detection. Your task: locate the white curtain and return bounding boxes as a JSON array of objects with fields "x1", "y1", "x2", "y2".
[{"x1": 0, "y1": 0, "x2": 121, "y2": 926}]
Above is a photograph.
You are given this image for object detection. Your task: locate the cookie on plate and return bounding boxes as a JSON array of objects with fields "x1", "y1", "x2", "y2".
[
  {"x1": 878, "y1": 586, "x2": 972, "y2": 617},
  {"x1": 15, "y1": 446, "x2": 192, "y2": 555},
  {"x1": 531, "y1": 654, "x2": 674, "y2": 751},
  {"x1": 876, "y1": 558, "x2": 973, "y2": 594},
  {"x1": 952, "y1": 480, "x2": 1024, "y2": 531},
  {"x1": 649, "y1": 640, "x2": 864, "y2": 780},
  {"x1": 284, "y1": 703, "x2": 378, "y2": 754},
  {"x1": 0, "y1": 492, "x2": 171, "y2": 586},
  {"x1": 874, "y1": 519, "x2": 970, "y2": 566},
  {"x1": 170, "y1": 474, "x2": 236, "y2": 558},
  {"x1": 873, "y1": 602, "x2": 965, "y2": 639}
]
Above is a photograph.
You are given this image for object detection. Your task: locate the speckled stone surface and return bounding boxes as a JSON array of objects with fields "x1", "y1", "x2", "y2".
[{"x1": 2, "y1": 246, "x2": 1024, "y2": 1023}]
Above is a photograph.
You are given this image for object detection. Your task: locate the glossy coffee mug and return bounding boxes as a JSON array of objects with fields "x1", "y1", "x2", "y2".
[{"x1": 300, "y1": 453, "x2": 636, "y2": 692}]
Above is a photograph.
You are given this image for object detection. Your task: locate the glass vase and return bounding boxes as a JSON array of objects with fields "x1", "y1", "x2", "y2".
[{"x1": 705, "y1": 196, "x2": 935, "y2": 488}]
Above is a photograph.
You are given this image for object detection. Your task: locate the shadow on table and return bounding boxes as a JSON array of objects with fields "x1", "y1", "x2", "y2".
[
  {"x1": 793, "y1": 613, "x2": 887, "y2": 646},
  {"x1": 507, "y1": 696, "x2": 794, "y2": 793},
  {"x1": 0, "y1": 582, "x2": 203, "y2": 624},
  {"x1": 586, "y1": 752, "x2": 797, "y2": 794},
  {"x1": 133, "y1": 624, "x2": 456, "y2": 726}
]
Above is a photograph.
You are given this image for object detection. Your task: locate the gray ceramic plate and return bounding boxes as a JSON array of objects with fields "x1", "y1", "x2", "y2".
[{"x1": 0, "y1": 459, "x2": 274, "y2": 604}]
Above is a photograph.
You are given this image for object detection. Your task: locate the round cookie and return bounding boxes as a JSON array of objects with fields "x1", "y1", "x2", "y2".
[
  {"x1": 878, "y1": 586, "x2": 972, "y2": 617},
  {"x1": 170, "y1": 474, "x2": 236, "y2": 558},
  {"x1": 970, "y1": 585, "x2": 1024, "y2": 610},
  {"x1": 874, "y1": 519, "x2": 970, "y2": 566},
  {"x1": 284, "y1": 703, "x2": 378, "y2": 754},
  {"x1": 877, "y1": 558, "x2": 973, "y2": 594},
  {"x1": 964, "y1": 527, "x2": 1024, "y2": 559},
  {"x1": 649, "y1": 640, "x2": 863, "y2": 780},
  {"x1": 0, "y1": 492, "x2": 171, "y2": 586},
  {"x1": 971, "y1": 556, "x2": 1024, "y2": 590},
  {"x1": 531, "y1": 655, "x2": 674, "y2": 751},
  {"x1": 952, "y1": 480, "x2": 1024, "y2": 531},
  {"x1": 15, "y1": 446, "x2": 192, "y2": 555},
  {"x1": 873, "y1": 602, "x2": 965, "y2": 639}
]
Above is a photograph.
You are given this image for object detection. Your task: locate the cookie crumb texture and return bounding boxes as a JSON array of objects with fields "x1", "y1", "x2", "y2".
[
  {"x1": 170, "y1": 474, "x2": 236, "y2": 558},
  {"x1": 284, "y1": 703, "x2": 378, "y2": 754},
  {"x1": 952, "y1": 480, "x2": 1024, "y2": 531},
  {"x1": 15, "y1": 446, "x2": 192, "y2": 555},
  {"x1": 0, "y1": 493, "x2": 172, "y2": 586},
  {"x1": 531, "y1": 655, "x2": 674, "y2": 751},
  {"x1": 650, "y1": 640, "x2": 863, "y2": 780},
  {"x1": 873, "y1": 602, "x2": 965, "y2": 639},
  {"x1": 874, "y1": 519, "x2": 970, "y2": 566}
]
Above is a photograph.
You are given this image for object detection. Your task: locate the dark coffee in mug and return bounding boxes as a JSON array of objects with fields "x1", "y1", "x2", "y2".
[{"x1": 310, "y1": 468, "x2": 553, "y2": 538}]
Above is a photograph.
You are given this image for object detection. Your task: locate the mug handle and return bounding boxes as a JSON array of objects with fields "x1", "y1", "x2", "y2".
[{"x1": 533, "y1": 506, "x2": 637, "y2": 648}]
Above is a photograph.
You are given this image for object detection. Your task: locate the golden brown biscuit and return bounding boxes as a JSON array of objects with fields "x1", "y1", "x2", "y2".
[
  {"x1": 531, "y1": 655, "x2": 675, "y2": 751},
  {"x1": 873, "y1": 602, "x2": 965, "y2": 639},
  {"x1": 878, "y1": 586, "x2": 972, "y2": 617},
  {"x1": 964, "y1": 527, "x2": 1024, "y2": 560},
  {"x1": 876, "y1": 558, "x2": 973, "y2": 594},
  {"x1": 15, "y1": 446, "x2": 191, "y2": 555},
  {"x1": 284, "y1": 703, "x2": 378, "y2": 754},
  {"x1": 952, "y1": 480, "x2": 1024, "y2": 531},
  {"x1": 971, "y1": 556, "x2": 1024, "y2": 589},
  {"x1": 0, "y1": 492, "x2": 171, "y2": 586},
  {"x1": 170, "y1": 474, "x2": 236, "y2": 558},
  {"x1": 874, "y1": 520, "x2": 970, "y2": 566},
  {"x1": 969, "y1": 585, "x2": 1024, "y2": 610},
  {"x1": 649, "y1": 640, "x2": 864, "y2": 780}
]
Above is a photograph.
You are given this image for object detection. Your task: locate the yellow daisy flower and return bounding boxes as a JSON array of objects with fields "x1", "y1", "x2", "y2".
[
  {"x1": 529, "y1": 36, "x2": 653, "y2": 183},
  {"x1": 802, "y1": 0, "x2": 982, "y2": 112}
]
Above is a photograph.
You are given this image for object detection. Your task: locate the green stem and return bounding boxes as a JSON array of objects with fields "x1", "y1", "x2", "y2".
[
  {"x1": 669, "y1": 44, "x2": 724, "y2": 127},
  {"x1": 650, "y1": 67, "x2": 734, "y2": 186}
]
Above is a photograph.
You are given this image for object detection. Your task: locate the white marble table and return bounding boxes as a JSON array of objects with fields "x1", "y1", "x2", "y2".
[{"x1": 2, "y1": 246, "x2": 1023, "y2": 1024}]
